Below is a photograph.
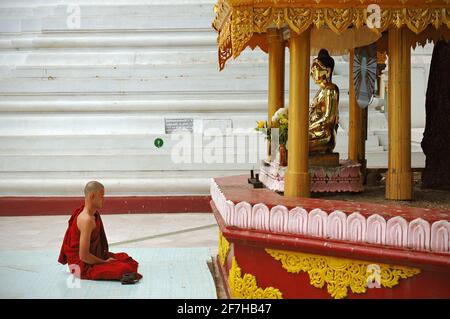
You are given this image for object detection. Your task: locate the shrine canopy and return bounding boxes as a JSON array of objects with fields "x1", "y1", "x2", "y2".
[{"x1": 212, "y1": 0, "x2": 450, "y2": 70}]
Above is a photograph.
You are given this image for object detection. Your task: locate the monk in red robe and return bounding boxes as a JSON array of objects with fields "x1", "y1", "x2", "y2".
[{"x1": 58, "y1": 181, "x2": 142, "y2": 283}]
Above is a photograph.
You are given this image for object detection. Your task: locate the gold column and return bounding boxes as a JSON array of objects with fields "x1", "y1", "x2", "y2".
[
  {"x1": 348, "y1": 49, "x2": 366, "y2": 173},
  {"x1": 267, "y1": 28, "x2": 285, "y2": 124},
  {"x1": 386, "y1": 26, "x2": 413, "y2": 200},
  {"x1": 284, "y1": 28, "x2": 311, "y2": 197},
  {"x1": 267, "y1": 28, "x2": 285, "y2": 157}
]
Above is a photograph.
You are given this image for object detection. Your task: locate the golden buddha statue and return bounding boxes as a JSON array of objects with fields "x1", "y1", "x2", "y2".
[{"x1": 309, "y1": 49, "x2": 339, "y2": 155}]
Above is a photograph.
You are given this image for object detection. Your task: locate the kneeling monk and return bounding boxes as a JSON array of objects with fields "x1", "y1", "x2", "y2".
[{"x1": 58, "y1": 181, "x2": 142, "y2": 282}]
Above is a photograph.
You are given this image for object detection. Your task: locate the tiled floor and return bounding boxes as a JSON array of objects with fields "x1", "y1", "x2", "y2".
[
  {"x1": 0, "y1": 213, "x2": 220, "y2": 298},
  {"x1": 0, "y1": 213, "x2": 218, "y2": 254}
]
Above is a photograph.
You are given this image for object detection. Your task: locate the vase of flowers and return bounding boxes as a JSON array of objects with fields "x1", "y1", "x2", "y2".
[
  {"x1": 279, "y1": 143, "x2": 288, "y2": 167},
  {"x1": 272, "y1": 108, "x2": 288, "y2": 166}
]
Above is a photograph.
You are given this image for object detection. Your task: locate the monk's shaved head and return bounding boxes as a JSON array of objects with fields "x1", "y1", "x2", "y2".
[{"x1": 84, "y1": 181, "x2": 104, "y2": 197}]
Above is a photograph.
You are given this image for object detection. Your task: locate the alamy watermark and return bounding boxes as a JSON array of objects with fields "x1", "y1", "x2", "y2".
[
  {"x1": 366, "y1": 4, "x2": 381, "y2": 29},
  {"x1": 66, "y1": 4, "x2": 81, "y2": 29},
  {"x1": 170, "y1": 128, "x2": 265, "y2": 165},
  {"x1": 367, "y1": 264, "x2": 382, "y2": 289}
]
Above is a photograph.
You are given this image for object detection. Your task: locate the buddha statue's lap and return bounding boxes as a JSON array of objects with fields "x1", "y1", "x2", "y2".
[{"x1": 308, "y1": 49, "x2": 339, "y2": 165}]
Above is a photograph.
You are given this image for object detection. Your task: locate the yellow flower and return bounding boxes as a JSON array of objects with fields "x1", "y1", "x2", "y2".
[
  {"x1": 280, "y1": 118, "x2": 288, "y2": 125},
  {"x1": 257, "y1": 120, "x2": 265, "y2": 129}
]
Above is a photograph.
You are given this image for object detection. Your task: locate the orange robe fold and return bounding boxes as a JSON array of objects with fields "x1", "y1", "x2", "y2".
[{"x1": 58, "y1": 205, "x2": 142, "y2": 281}]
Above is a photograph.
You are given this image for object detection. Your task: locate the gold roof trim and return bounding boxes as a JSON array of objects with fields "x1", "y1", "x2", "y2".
[{"x1": 213, "y1": 1, "x2": 450, "y2": 70}]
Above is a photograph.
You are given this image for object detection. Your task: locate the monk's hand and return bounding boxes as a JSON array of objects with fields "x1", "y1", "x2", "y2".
[{"x1": 105, "y1": 257, "x2": 116, "y2": 263}]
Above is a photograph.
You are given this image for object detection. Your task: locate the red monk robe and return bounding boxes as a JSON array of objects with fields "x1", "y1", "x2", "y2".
[{"x1": 58, "y1": 205, "x2": 142, "y2": 281}]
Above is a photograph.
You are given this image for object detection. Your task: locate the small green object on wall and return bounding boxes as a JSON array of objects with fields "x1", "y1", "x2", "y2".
[{"x1": 154, "y1": 138, "x2": 164, "y2": 148}]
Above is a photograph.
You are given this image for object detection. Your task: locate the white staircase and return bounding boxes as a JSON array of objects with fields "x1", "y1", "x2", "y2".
[{"x1": 0, "y1": 0, "x2": 428, "y2": 196}]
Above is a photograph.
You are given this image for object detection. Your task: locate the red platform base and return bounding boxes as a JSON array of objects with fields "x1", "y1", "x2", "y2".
[{"x1": 211, "y1": 175, "x2": 450, "y2": 299}]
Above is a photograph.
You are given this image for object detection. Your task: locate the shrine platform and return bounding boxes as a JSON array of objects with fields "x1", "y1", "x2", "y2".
[
  {"x1": 210, "y1": 175, "x2": 450, "y2": 299},
  {"x1": 259, "y1": 159, "x2": 363, "y2": 193}
]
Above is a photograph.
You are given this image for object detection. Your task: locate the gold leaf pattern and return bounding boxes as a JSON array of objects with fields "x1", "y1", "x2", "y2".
[
  {"x1": 313, "y1": 8, "x2": 326, "y2": 29},
  {"x1": 352, "y1": 8, "x2": 367, "y2": 29},
  {"x1": 405, "y1": 8, "x2": 433, "y2": 34},
  {"x1": 231, "y1": 7, "x2": 253, "y2": 58},
  {"x1": 325, "y1": 8, "x2": 353, "y2": 34},
  {"x1": 228, "y1": 257, "x2": 283, "y2": 299},
  {"x1": 285, "y1": 7, "x2": 314, "y2": 34},
  {"x1": 430, "y1": 8, "x2": 443, "y2": 29},
  {"x1": 253, "y1": 7, "x2": 273, "y2": 32},
  {"x1": 266, "y1": 248, "x2": 421, "y2": 299},
  {"x1": 215, "y1": 2, "x2": 450, "y2": 69},
  {"x1": 273, "y1": 8, "x2": 286, "y2": 29},
  {"x1": 218, "y1": 230, "x2": 230, "y2": 266}
]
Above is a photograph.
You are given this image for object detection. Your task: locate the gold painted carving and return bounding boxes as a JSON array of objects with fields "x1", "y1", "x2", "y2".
[
  {"x1": 266, "y1": 248, "x2": 421, "y2": 299},
  {"x1": 228, "y1": 257, "x2": 283, "y2": 299},
  {"x1": 231, "y1": 7, "x2": 254, "y2": 58},
  {"x1": 285, "y1": 8, "x2": 314, "y2": 34},
  {"x1": 214, "y1": 3, "x2": 450, "y2": 69},
  {"x1": 325, "y1": 8, "x2": 353, "y2": 34},
  {"x1": 218, "y1": 231, "x2": 230, "y2": 266}
]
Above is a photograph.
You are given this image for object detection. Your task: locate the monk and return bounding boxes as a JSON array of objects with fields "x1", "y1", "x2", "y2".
[{"x1": 58, "y1": 181, "x2": 142, "y2": 283}]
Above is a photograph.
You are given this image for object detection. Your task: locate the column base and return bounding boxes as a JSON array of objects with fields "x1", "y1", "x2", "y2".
[
  {"x1": 386, "y1": 171, "x2": 413, "y2": 200},
  {"x1": 284, "y1": 170, "x2": 310, "y2": 197}
]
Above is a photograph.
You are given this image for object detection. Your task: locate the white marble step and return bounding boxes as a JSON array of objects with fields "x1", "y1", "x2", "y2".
[
  {"x1": 0, "y1": 49, "x2": 350, "y2": 74},
  {"x1": 0, "y1": 133, "x2": 266, "y2": 152},
  {"x1": 0, "y1": 167, "x2": 252, "y2": 196},
  {"x1": 0, "y1": 94, "x2": 351, "y2": 112},
  {"x1": 0, "y1": 129, "x2": 381, "y2": 151},
  {"x1": 0, "y1": 169, "x2": 244, "y2": 179},
  {"x1": 0, "y1": 154, "x2": 265, "y2": 172},
  {"x1": 50, "y1": 3, "x2": 214, "y2": 17},
  {"x1": 6, "y1": 59, "x2": 350, "y2": 78},
  {"x1": 373, "y1": 129, "x2": 424, "y2": 152},
  {"x1": 3, "y1": 62, "x2": 350, "y2": 82},
  {"x1": 338, "y1": 110, "x2": 388, "y2": 131},
  {"x1": 4, "y1": 148, "x2": 417, "y2": 174},
  {"x1": 0, "y1": 93, "x2": 267, "y2": 112},
  {"x1": 0, "y1": 6, "x2": 56, "y2": 18},
  {"x1": 0, "y1": 167, "x2": 245, "y2": 196},
  {"x1": 41, "y1": 16, "x2": 214, "y2": 32},
  {"x1": 0, "y1": 76, "x2": 350, "y2": 94},
  {"x1": 0, "y1": 19, "x2": 22, "y2": 33},
  {"x1": 334, "y1": 151, "x2": 425, "y2": 168},
  {"x1": 0, "y1": 32, "x2": 216, "y2": 49},
  {"x1": 0, "y1": 176, "x2": 212, "y2": 196},
  {"x1": 0, "y1": 77, "x2": 265, "y2": 93},
  {"x1": 335, "y1": 130, "x2": 381, "y2": 148},
  {"x1": 0, "y1": 114, "x2": 270, "y2": 135},
  {"x1": 1, "y1": 134, "x2": 385, "y2": 155}
]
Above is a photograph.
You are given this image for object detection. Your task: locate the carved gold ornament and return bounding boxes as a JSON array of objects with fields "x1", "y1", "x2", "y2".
[
  {"x1": 213, "y1": 1, "x2": 450, "y2": 69},
  {"x1": 228, "y1": 257, "x2": 283, "y2": 298},
  {"x1": 218, "y1": 231, "x2": 230, "y2": 266},
  {"x1": 266, "y1": 248, "x2": 421, "y2": 299}
]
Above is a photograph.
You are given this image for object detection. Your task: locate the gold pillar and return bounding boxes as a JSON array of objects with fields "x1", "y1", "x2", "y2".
[
  {"x1": 386, "y1": 26, "x2": 413, "y2": 200},
  {"x1": 267, "y1": 28, "x2": 285, "y2": 157},
  {"x1": 284, "y1": 28, "x2": 311, "y2": 197},
  {"x1": 348, "y1": 49, "x2": 366, "y2": 174},
  {"x1": 267, "y1": 28, "x2": 285, "y2": 124}
]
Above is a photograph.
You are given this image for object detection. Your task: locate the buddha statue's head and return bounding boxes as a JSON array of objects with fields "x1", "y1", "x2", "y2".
[{"x1": 311, "y1": 49, "x2": 335, "y2": 85}]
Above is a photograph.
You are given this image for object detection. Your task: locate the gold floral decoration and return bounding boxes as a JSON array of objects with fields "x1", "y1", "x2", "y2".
[
  {"x1": 213, "y1": 1, "x2": 450, "y2": 69},
  {"x1": 218, "y1": 231, "x2": 230, "y2": 266},
  {"x1": 266, "y1": 248, "x2": 421, "y2": 299},
  {"x1": 228, "y1": 257, "x2": 283, "y2": 299}
]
